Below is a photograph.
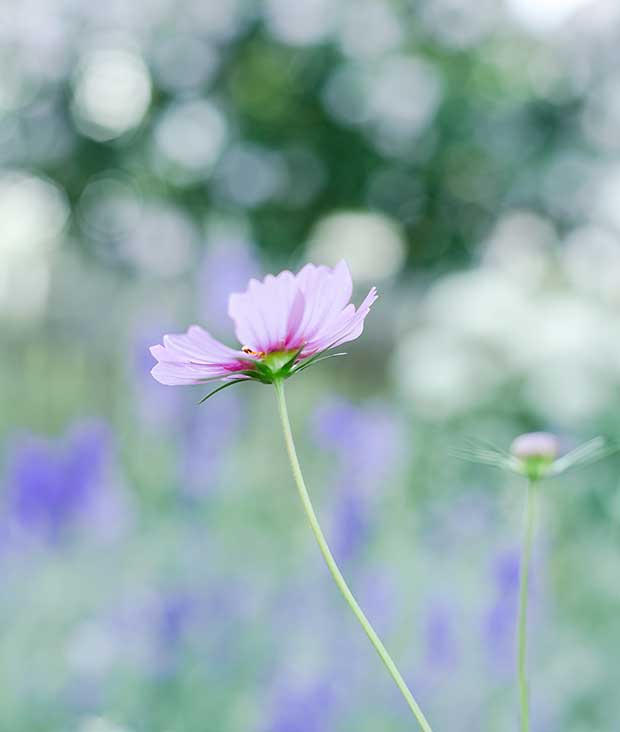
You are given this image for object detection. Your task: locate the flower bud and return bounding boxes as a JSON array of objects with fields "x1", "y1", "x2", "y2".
[
  {"x1": 510, "y1": 432, "x2": 560, "y2": 480},
  {"x1": 510, "y1": 432, "x2": 560, "y2": 460}
]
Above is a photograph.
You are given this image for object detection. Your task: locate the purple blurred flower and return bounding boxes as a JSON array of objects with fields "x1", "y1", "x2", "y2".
[
  {"x1": 180, "y1": 390, "x2": 242, "y2": 496},
  {"x1": 312, "y1": 398, "x2": 404, "y2": 562},
  {"x1": 198, "y1": 235, "x2": 260, "y2": 330},
  {"x1": 150, "y1": 261, "x2": 377, "y2": 386},
  {"x1": 4, "y1": 419, "x2": 129, "y2": 545},
  {"x1": 145, "y1": 590, "x2": 203, "y2": 676},
  {"x1": 267, "y1": 680, "x2": 335, "y2": 732},
  {"x1": 157, "y1": 592, "x2": 196, "y2": 649},
  {"x1": 358, "y1": 569, "x2": 397, "y2": 637},
  {"x1": 424, "y1": 600, "x2": 458, "y2": 673},
  {"x1": 106, "y1": 576, "x2": 257, "y2": 681},
  {"x1": 483, "y1": 548, "x2": 521, "y2": 671},
  {"x1": 132, "y1": 318, "x2": 241, "y2": 495},
  {"x1": 330, "y1": 490, "x2": 366, "y2": 562},
  {"x1": 81, "y1": 588, "x2": 203, "y2": 679},
  {"x1": 313, "y1": 399, "x2": 404, "y2": 488}
]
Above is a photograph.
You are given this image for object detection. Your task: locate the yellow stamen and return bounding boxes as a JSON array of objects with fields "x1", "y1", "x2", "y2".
[{"x1": 242, "y1": 346, "x2": 265, "y2": 358}]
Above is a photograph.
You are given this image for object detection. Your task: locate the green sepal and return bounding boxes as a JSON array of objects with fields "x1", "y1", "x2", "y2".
[
  {"x1": 237, "y1": 369, "x2": 273, "y2": 384},
  {"x1": 279, "y1": 344, "x2": 306, "y2": 374},
  {"x1": 197, "y1": 346, "x2": 351, "y2": 402},
  {"x1": 549, "y1": 437, "x2": 617, "y2": 476},
  {"x1": 520, "y1": 455, "x2": 555, "y2": 482}
]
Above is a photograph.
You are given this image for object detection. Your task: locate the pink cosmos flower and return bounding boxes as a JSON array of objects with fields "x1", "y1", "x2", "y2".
[
  {"x1": 510, "y1": 432, "x2": 560, "y2": 461},
  {"x1": 148, "y1": 260, "x2": 435, "y2": 730},
  {"x1": 150, "y1": 261, "x2": 377, "y2": 392}
]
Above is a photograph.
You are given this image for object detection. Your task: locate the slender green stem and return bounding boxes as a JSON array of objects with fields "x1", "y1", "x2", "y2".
[
  {"x1": 517, "y1": 480, "x2": 537, "y2": 732},
  {"x1": 273, "y1": 379, "x2": 433, "y2": 732}
]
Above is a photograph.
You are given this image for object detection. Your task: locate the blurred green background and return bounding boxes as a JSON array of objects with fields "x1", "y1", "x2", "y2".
[{"x1": 1, "y1": 0, "x2": 620, "y2": 730}]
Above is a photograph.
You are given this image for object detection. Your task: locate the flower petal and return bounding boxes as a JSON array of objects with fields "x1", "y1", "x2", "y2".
[
  {"x1": 227, "y1": 259, "x2": 376, "y2": 358},
  {"x1": 305, "y1": 287, "x2": 378, "y2": 353},
  {"x1": 151, "y1": 362, "x2": 235, "y2": 386},
  {"x1": 150, "y1": 325, "x2": 247, "y2": 385},
  {"x1": 228, "y1": 270, "x2": 301, "y2": 352},
  {"x1": 285, "y1": 288, "x2": 307, "y2": 347},
  {"x1": 295, "y1": 260, "x2": 354, "y2": 343},
  {"x1": 150, "y1": 262, "x2": 377, "y2": 387}
]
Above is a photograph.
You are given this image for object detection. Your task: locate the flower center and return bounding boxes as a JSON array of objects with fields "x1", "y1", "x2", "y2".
[
  {"x1": 240, "y1": 347, "x2": 301, "y2": 382},
  {"x1": 242, "y1": 346, "x2": 265, "y2": 358}
]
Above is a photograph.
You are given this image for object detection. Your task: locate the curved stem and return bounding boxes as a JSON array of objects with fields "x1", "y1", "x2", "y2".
[
  {"x1": 273, "y1": 379, "x2": 433, "y2": 732},
  {"x1": 517, "y1": 480, "x2": 537, "y2": 732}
]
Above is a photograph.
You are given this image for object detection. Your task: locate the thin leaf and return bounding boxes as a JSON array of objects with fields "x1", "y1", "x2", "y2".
[
  {"x1": 236, "y1": 369, "x2": 272, "y2": 384},
  {"x1": 299, "y1": 350, "x2": 347, "y2": 368},
  {"x1": 464, "y1": 436, "x2": 513, "y2": 459},
  {"x1": 550, "y1": 437, "x2": 615, "y2": 476},
  {"x1": 451, "y1": 448, "x2": 507, "y2": 468},
  {"x1": 241, "y1": 360, "x2": 272, "y2": 379},
  {"x1": 451, "y1": 444, "x2": 522, "y2": 473},
  {"x1": 289, "y1": 337, "x2": 351, "y2": 372},
  {"x1": 198, "y1": 379, "x2": 247, "y2": 405},
  {"x1": 293, "y1": 352, "x2": 348, "y2": 374},
  {"x1": 551, "y1": 437, "x2": 605, "y2": 472}
]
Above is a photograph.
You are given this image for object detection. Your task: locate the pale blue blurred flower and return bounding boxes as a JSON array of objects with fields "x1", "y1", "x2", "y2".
[
  {"x1": 267, "y1": 681, "x2": 336, "y2": 732},
  {"x1": 156, "y1": 592, "x2": 197, "y2": 649},
  {"x1": 484, "y1": 548, "x2": 520, "y2": 671},
  {"x1": 181, "y1": 391, "x2": 242, "y2": 497},
  {"x1": 357, "y1": 569, "x2": 398, "y2": 639},
  {"x1": 147, "y1": 590, "x2": 202, "y2": 676},
  {"x1": 82, "y1": 588, "x2": 204, "y2": 682},
  {"x1": 312, "y1": 398, "x2": 405, "y2": 563},
  {"x1": 424, "y1": 599, "x2": 459, "y2": 673},
  {"x1": 142, "y1": 235, "x2": 259, "y2": 494},
  {"x1": 134, "y1": 318, "x2": 242, "y2": 496},
  {"x1": 4, "y1": 419, "x2": 130, "y2": 546},
  {"x1": 329, "y1": 489, "x2": 366, "y2": 563},
  {"x1": 197, "y1": 234, "x2": 260, "y2": 331},
  {"x1": 312, "y1": 398, "x2": 404, "y2": 485}
]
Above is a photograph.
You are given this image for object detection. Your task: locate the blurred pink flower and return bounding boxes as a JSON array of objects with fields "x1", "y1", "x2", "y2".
[
  {"x1": 150, "y1": 261, "x2": 377, "y2": 387},
  {"x1": 510, "y1": 432, "x2": 559, "y2": 460}
]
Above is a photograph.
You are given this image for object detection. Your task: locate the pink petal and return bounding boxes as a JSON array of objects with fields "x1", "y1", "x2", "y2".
[
  {"x1": 228, "y1": 270, "x2": 300, "y2": 352},
  {"x1": 285, "y1": 288, "x2": 306, "y2": 348},
  {"x1": 305, "y1": 287, "x2": 378, "y2": 354},
  {"x1": 150, "y1": 325, "x2": 247, "y2": 385},
  {"x1": 226, "y1": 259, "x2": 377, "y2": 358},
  {"x1": 295, "y1": 260, "x2": 354, "y2": 343},
  {"x1": 185, "y1": 325, "x2": 244, "y2": 359},
  {"x1": 151, "y1": 362, "x2": 236, "y2": 386}
]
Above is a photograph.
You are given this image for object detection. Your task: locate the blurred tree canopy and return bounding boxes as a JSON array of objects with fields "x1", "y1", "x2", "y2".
[{"x1": 3, "y1": 0, "x2": 601, "y2": 277}]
